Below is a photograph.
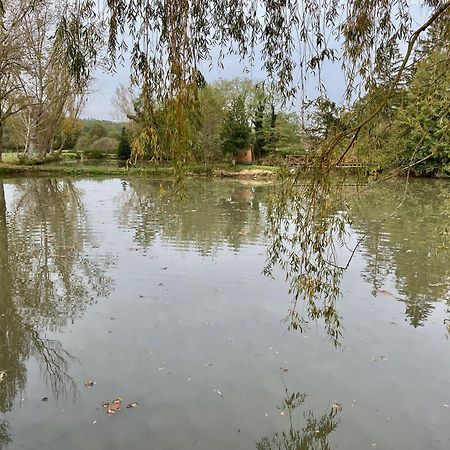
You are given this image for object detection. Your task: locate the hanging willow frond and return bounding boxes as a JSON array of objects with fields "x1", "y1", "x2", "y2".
[
  {"x1": 57, "y1": 1, "x2": 450, "y2": 180},
  {"x1": 53, "y1": 0, "x2": 450, "y2": 342}
]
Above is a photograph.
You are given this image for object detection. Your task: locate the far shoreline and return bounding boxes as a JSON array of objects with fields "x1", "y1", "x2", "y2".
[{"x1": 0, "y1": 162, "x2": 279, "y2": 179}]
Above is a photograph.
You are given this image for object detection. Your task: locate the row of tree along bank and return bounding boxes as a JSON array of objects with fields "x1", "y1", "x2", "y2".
[
  {"x1": 2, "y1": 65, "x2": 448, "y2": 177},
  {"x1": 1, "y1": 2, "x2": 448, "y2": 177}
]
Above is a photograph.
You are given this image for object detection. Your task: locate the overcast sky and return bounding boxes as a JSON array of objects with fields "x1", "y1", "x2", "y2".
[{"x1": 82, "y1": 51, "x2": 346, "y2": 121}]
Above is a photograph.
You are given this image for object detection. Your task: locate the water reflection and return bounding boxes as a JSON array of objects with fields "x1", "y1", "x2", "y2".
[
  {"x1": 116, "y1": 177, "x2": 450, "y2": 334},
  {"x1": 0, "y1": 421, "x2": 10, "y2": 450},
  {"x1": 0, "y1": 180, "x2": 114, "y2": 446},
  {"x1": 0, "y1": 177, "x2": 449, "y2": 449},
  {"x1": 117, "y1": 179, "x2": 268, "y2": 254},
  {"x1": 350, "y1": 180, "x2": 450, "y2": 328},
  {"x1": 263, "y1": 174, "x2": 450, "y2": 342},
  {"x1": 256, "y1": 387, "x2": 340, "y2": 450}
]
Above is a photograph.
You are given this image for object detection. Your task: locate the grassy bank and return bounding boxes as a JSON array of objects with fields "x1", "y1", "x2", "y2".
[{"x1": 0, "y1": 161, "x2": 278, "y2": 178}]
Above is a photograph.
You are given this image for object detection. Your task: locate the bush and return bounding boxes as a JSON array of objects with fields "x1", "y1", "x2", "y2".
[
  {"x1": 83, "y1": 136, "x2": 118, "y2": 159},
  {"x1": 75, "y1": 135, "x2": 91, "y2": 152},
  {"x1": 17, "y1": 153, "x2": 61, "y2": 165}
]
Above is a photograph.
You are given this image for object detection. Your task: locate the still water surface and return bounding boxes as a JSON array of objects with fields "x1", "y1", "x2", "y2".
[{"x1": 0, "y1": 177, "x2": 449, "y2": 449}]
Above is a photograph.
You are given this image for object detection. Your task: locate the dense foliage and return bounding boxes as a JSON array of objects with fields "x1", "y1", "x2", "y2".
[
  {"x1": 120, "y1": 78, "x2": 304, "y2": 165},
  {"x1": 220, "y1": 95, "x2": 252, "y2": 157},
  {"x1": 117, "y1": 127, "x2": 132, "y2": 160},
  {"x1": 341, "y1": 49, "x2": 450, "y2": 176}
]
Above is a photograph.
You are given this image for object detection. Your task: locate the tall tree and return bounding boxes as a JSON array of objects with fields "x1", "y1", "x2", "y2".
[
  {"x1": 0, "y1": 0, "x2": 29, "y2": 161},
  {"x1": 252, "y1": 85, "x2": 267, "y2": 159},
  {"x1": 117, "y1": 127, "x2": 132, "y2": 160},
  {"x1": 220, "y1": 95, "x2": 252, "y2": 157},
  {"x1": 16, "y1": 2, "x2": 90, "y2": 159},
  {"x1": 391, "y1": 50, "x2": 450, "y2": 176}
]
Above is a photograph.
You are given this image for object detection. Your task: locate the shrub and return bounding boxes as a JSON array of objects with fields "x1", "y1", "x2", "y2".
[{"x1": 83, "y1": 137, "x2": 118, "y2": 159}]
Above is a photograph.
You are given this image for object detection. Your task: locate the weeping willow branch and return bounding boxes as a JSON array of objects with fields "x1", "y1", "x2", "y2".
[
  {"x1": 264, "y1": 166, "x2": 347, "y2": 347},
  {"x1": 266, "y1": 82, "x2": 449, "y2": 346},
  {"x1": 328, "y1": 1, "x2": 450, "y2": 170},
  {"x1": 50, "y1": 1, "x2": 450, "y2": 343},
  {"x1": 53, "y1": 1, "x2": 450, "y2": 184}
]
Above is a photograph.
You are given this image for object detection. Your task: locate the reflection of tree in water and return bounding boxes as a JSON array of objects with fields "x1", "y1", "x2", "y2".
[
  {"x1": 258, "y1": 174, "x2": 449, "y2": 343},
  {"x1": 256, "y1": 387, "x2": 339, "y2": 450},
  {"x1": 9, "y1": 179, "x2": 113, "y2": 327},
  {"x1": 118, "y1": 177, "x2": 448, "y2": 339},
  {"x1": 350, "y1": 180, "x2": 450, "y2": 328},
  {"x1": 117, "y1": 179, "x2": 268, "y2": 255},
  {"x1": 0, "y1": 421, "x2": 11, "y2": 450},
  {"x1": 0, "y1": 179, "x2": 114, "y2": 447}
]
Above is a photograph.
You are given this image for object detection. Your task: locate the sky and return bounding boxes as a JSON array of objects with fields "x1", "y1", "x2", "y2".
[{"x1": 82, "y1": 50, "x2": 346, "y2": 121}]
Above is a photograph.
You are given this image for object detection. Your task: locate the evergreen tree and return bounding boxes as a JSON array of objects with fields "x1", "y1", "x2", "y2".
[
  {"x1": 265, "y1": 102, "x2": 278, "y2": 153},
  {"x1": 117, "y1": 127, "x2": 132, "y2": 160},
  {"x1": 253, "y1": 96, "x2": 267, "y2": 159}
]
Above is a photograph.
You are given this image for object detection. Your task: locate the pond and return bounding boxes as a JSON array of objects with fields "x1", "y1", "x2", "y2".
[{"x1": 0, "y1": 177, "x2": 449, "y2": 450}]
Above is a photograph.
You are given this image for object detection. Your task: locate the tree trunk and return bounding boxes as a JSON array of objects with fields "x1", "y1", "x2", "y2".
[
  {"x1": 26, "y1": 119, "x2": 39, "y2": 159},
  {"x1": 0, "y1": 122, "x2": 4, "y2": 163}
]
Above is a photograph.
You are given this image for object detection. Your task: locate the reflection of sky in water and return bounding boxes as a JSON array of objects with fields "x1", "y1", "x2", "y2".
[{"x1": 0, "y1": 177, "x2": 449, "y2": 450}]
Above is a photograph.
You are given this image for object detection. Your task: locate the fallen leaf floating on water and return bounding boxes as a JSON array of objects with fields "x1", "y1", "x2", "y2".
[
  {"x1": 0, "y1": 371, "x2": 5, "y2": 384},
  {"x1": 372, "y1": 289, "x2": 393, "y2": 297},
  {"x1": 127, "y1": 402, "x2": 139, "y2": 409},
  {"x1": 213, "y1": 389, "x2": 224, "y2": 398},
  {"x1": 41, "y1": 397, "x2": 48, "y2": 402},
  {"x1": 279, "y1": 367, "x2": 288, "y2": 372},
  {"x1": 84, "y1": 380, "x2": 96, "y2": 387},
  {"x1": 102, "y1": 398, "x2": 122, "y2": 416}
]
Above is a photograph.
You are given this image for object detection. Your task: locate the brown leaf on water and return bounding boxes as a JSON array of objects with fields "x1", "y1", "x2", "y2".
[
  {"x1": 84, "y1": 380, "x2": 96, "y2": 387},
  {"x1": 41, "y1": 397, "x2": 48, "y2": 402},
  {"x1": 103, "y1": 398, "x2": 122, "y2": 416},
  {"x1": 279, "y1": 367, "x2": 288, "y2": 372},
  {"x1": 372, "y1": 289, "x2": 393, "y2": 297}
]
